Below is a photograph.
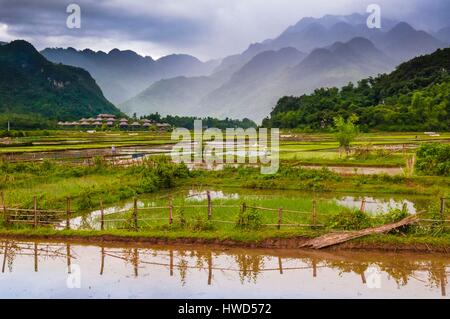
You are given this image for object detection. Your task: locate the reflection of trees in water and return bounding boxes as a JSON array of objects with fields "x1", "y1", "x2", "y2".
[
  {"x1": 2, "y1": 239, "x2": 448, "y2": 296},
  {"x1": 233, "y1": 253, "x2": 264, "y2": 284},
  {"x1": 319, "y1": 254, "x2": 448, "y2": 292}
]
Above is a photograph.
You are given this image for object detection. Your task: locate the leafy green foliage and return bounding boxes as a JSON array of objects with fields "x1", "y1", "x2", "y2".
[
  {"x1": 236, "y1": 206, "x2": 262, "y2": 230},
  {"x1": 328, "y1": 209, "x2": 373, "y2": 230},
  {"x1": 333, "y1": 114, "x2": 359, "y2": 150},
  {"x1": 263, "y1": 48, "x2": 450, "y2": 131},
  {"x1": 415, "y1": 143, "x2": 450, "y2": 176},
  {"x1": 142, "y1": 113, "x2": 257, "y2": 129}
]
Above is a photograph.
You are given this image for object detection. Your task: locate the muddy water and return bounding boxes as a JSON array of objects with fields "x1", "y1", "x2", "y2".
[{"x1": 0, "y1": 239, "x2": 448, "y2": 299}]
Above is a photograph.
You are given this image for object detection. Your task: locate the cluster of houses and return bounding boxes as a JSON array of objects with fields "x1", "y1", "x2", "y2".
[{"x1": 58, "y1": 114, "x2": 171, "y2": 131}]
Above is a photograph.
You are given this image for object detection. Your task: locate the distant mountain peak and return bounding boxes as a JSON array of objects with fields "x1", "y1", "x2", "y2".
[
  {"x1": 5, "y1": 40, "x2": 48, "y2": 67},
  {"x1": 8, "y1": 39, "x2": 39, "y2": 53},
  {"x1": 388, "y1": 22, "x2": 416, "y2": 35}
]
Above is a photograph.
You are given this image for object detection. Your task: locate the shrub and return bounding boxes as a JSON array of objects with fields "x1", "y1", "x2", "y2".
[
  {"x1": 415, "y1": 143, "x2": 450, "y2": 176},
  {"x1": 380, "y1": 208, "x2": 409, "y2": 224},
  {"x1": 236, "y1": 206, "x2": 262, "y2": 230},
  {"x1": 328, "y1": 209, "x2": 373, "y2": 230}
]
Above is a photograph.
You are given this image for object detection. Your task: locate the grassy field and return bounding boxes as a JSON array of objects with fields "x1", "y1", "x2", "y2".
[
  {"x1": 2, "y1": 131, "x2": 450, "y2": 168},
  {"x1": 0, "y1": 130, "x2": 449, "y2": 247}
]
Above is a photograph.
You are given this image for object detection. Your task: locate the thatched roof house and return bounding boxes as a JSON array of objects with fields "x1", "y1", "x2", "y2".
[{"x1": 98, "y1": 114, "x2": 116, "y2": 118}]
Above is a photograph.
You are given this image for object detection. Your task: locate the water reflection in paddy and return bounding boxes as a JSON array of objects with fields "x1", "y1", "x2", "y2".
[
  {"x1": 0, "y1": 239, "x2": 448, "y2": 299},
  {"x1": 68, "y1": 188, "x2": 428, "y2": 230}
]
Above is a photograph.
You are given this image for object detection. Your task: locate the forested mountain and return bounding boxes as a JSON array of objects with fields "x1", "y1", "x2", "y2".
[
  {"x1": 0, "y1": 40, "x2": 122, "y2": 121},
  {"x1": 41, "y1": 47, "x2": 219, "y2": 103},
  {"x1": 263, "y1": 48, "x2": 450, "y2": 131}
]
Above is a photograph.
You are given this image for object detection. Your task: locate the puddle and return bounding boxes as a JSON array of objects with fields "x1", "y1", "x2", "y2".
[{"x1": 336, "y1": 196, "x2": 416, "y2": 214}]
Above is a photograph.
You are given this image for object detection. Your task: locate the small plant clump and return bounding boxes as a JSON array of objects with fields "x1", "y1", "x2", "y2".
[{"x1": 236, "y1": 206, "x2": 262, "y2": 230}]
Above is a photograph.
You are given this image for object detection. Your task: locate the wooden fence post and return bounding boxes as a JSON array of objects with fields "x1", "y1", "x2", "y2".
[
  {"x1": 169, "y1": 198, "x2": 173, "y2": 225},
  {"x1": 33, "y1": 196, "x2": 38, "y2": 229},
  {"x1": 402, "y1": 202, "x2": 408, "y2": 214},
  {"x1": 312, "y1": 200, "x2": 317, "y2": 227},
  {"x1": 239, "y1": 202, "x2": 247, "y2": 226},
  {"x1": 100, "y1": 200, "x2": 104, "y2": 231},
  {"x1": 278, "y1": 257, "x2": 283, "y2": 274},
  {"x1": 207, "y1": 190, "x2": 212, "y2": 220},
  {"x1": 278, "y1": 208, "x2": 283, "y2": 230},
  {"x1": 441, "y1": 198, "x2": 445, "y2": 221},
  {"x1": 133, "y1": 198, "x2": 138, "y2": 231},
  {"x1": 1, "y1": 191, "x2": 8, "y2": 226},
  {"x1": 360, "y1": 198, "x2": 366, "y2": 213},
  {"x1": 66, "y1": 197, "x2": 71, "y2": 230}
]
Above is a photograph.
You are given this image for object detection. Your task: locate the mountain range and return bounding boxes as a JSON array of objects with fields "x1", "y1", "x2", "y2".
[
  {"x1": 3, "y1": 13, "x2": 450, "y2": 123},
  {"x1": 0, "y1": 40, "x2": 122, "y2": 120},
  {"x1": 41, "y1": 47, "x2": 220, "y2": 104},
  {"x1": 119, "y1": 15, "x2": 449, "y2": 122}
]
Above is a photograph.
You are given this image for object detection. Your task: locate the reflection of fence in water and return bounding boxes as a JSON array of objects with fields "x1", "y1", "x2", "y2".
[
  {"x1": 1, "y1": 241, "x2": 74, "y2": 273},
  {"x1": 0, "y1": 241, "x2": 448, "y2": 296}
]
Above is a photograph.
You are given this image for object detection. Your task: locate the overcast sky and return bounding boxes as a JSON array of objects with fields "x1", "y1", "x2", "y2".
[{"x1": 0, "y1": 0, "x2": 449, "y2": 60}]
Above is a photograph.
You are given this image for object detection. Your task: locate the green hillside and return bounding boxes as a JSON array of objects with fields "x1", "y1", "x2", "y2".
[
  {"x1": 0, "y1": 40, "x2": 122, "y2": 122},
  {"x1": 263, "y1": 47, "x2": 450, "y2": 131}
]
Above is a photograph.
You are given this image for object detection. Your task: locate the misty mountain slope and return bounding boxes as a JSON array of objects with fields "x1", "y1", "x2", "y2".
[
  {"x1": 211, "y1": 13, "x2": 394, "y2": 76},
  {"x1": 282, "y1": 13, "x2": 398, "y2": 33},
  {"x1": 121, "y1": 75, "x2": 224, "y2": 116},
  {"x1": 197, "y1": 47, "x2": 307, "y2": 120},
  {"x1": 0, "y1": 40, "x2": 121, "y2": 120},
  {"x1": 120, "y1": 14, "x2": 447, "y2": 122},
  {"x1": 370, "y1": 22, "x2": 446, "y2": 62},
  {"x1": 198, "y1": 37, "x2": 393, "y2": 121},
  {"x1": 41, "y1": 47, "x2": 219, "y2": 104},
  {"x1": 434, "y1": 26, "x2": 450, "y2": 44}
]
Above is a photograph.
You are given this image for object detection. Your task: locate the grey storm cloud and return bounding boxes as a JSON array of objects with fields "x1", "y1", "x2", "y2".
[
  {"x1": 0, "y1": 0, "x2": 449, "y2": 59},
  {"x1": 0, "y1": 0, "x2": 207, "y2": 44}
]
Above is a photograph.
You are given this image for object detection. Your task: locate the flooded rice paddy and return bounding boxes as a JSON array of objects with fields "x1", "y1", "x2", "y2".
[{"x1": 66, "y1": 188, "x2": 428, "y2": 230}]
